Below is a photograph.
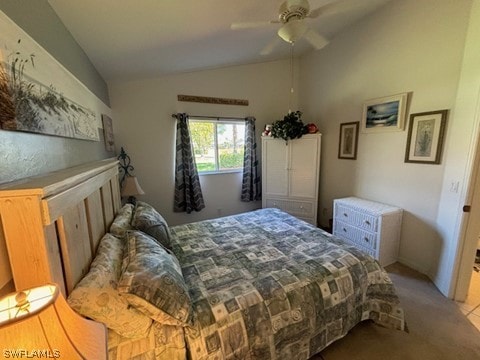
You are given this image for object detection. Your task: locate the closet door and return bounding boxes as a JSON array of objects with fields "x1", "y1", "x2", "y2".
[
  {"x1": 263, "y1": 139, "x2": 288, "y2": 197},
  {"x1": 288, "y1": 136, "x2": 319, "y2": 198}
]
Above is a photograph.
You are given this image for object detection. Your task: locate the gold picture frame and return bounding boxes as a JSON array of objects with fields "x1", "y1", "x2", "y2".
[
  {"x1": 338, "y1": 121, "x2": 359, "y2": 160},
  {"x1": 405, "y1": 110, "x2": 448, "y2": 164}
]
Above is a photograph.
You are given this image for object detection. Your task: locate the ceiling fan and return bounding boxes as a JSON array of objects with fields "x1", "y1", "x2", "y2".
[{"x1": 231, "y1": 0, "x2": 340, "y2": 55}]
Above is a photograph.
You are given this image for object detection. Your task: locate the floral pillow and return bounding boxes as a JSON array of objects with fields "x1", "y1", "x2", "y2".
[
  {"x1": 132, "y1": 201, "x2": 172, "y2": 249},
  {"x1": 110, "y1": 203, "x2": 135, "y2": 238},
  {"x1": 118, "y1": 230, "x2": 192, "y2": 326},
  {"x1": 68, "y1": 233, "x2": 152, "y2": 338}
]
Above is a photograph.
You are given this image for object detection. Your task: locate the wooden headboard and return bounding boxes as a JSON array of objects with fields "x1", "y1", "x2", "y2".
[{"x1": 0, "y1": 159, "x2": 121, "y2": 296}]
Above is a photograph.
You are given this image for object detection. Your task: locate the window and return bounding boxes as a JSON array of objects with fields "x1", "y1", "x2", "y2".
[{"x1": 189, "y1": 119, "x2": 245, "y2": 174}]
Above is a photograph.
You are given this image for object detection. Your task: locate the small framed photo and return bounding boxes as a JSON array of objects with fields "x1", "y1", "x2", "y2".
[
  {"x1": 338, "y1": 121, "x2": 359, "y2": 160},
  {"x1": 101, "y1": 114, "x2": 115, "y2": 152},
  {"x1": 362, "y1": 93, "x2": 408, "y2": 133},
  {"x1": 405, "y1": 110, "x2": 448, "y2": 164}
]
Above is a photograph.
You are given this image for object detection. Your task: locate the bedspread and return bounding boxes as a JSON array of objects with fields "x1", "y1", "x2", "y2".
[
  {"x1": 108, "y1": 322, "x2": 186, "y2": 360},
  {"x1": 170, "y1": 208, "x2": 404, "y2": 360}
]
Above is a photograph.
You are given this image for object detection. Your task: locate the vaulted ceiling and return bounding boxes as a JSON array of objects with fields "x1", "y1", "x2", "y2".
[{"x1": 48, "y1": 0, "x2": 391, "y2": 81}]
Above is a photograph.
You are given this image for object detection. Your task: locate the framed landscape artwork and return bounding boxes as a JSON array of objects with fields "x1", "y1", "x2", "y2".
[
  {"x1": 338, "y1": 121, "x2": 359, "y2": 160},
  {"x1": 0, "y1": 11, "x2": 101, "y2": 141},
  {"x1": 405, "y1": 110, "x2": 448, "y2": 164},
  {"x1": 362, "y1": 93, "x2": 408, "y2": 133}
]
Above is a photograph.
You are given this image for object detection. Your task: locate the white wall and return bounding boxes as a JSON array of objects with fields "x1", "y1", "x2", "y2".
[
  {"x1": 435, "y1": 0, "x2": 480, "y2": 297},
  {"x1": 109, "y1": 59, "x2": 300, "y2": 226},
  {"x1": 0, "y1": 4, "x2": 112, "y2": 293},
  {"x1": 299, "y1": 0, "x2": 472, "y2": 288}
]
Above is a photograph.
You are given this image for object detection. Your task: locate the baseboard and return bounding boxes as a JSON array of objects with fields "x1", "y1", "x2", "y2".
[
  {"x1": 395, "y1": 256, "x2": 452, "y2": 296},
  {"x1": 396, "y1": 256, "x2": 431, "y2": 278}
]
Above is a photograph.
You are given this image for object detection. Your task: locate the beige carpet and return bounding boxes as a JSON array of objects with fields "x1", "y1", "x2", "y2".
[{"x1": 310, "y1": 263, "x2": 480, "y2": 360}]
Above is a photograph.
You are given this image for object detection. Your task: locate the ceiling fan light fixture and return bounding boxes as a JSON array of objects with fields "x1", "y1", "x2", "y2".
[{"x1": 277, "y1": 19, "x2": 307, "y2": 43}]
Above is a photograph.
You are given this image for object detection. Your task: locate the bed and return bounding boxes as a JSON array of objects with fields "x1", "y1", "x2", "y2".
[{"x1": 0, "y1": 159, "x2": 405, "y2": 360}]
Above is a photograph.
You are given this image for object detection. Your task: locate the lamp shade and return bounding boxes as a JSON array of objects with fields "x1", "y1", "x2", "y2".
[
  {"x1": 0, "y1": 284, "x2": 106, "y2": 359},
  {"x1": 121, "y1": 175, "x2": 145, "y2": 197}
]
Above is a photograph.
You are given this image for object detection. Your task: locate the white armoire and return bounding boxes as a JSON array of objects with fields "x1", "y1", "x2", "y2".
[{"x1": 262, "y1": 134, "x2": 321, "y2": 225}]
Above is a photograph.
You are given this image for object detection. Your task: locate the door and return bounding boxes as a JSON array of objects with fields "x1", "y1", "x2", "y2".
[{"x1": 455, "y1": 144, "x2": 480, "y2": 301}]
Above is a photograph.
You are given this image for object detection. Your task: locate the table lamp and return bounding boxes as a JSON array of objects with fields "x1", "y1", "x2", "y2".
[
  {"x1": 121, "y1": 175, "x2": 145, "y2": 204},
  {"x1": 118, "y1": 147, "x2": 145, "y2": 204},
  {"x1": 0, "y1": 283, "x2": 107, "y2": 359}
]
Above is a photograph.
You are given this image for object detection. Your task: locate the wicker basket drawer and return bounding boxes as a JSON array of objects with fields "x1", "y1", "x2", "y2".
[
  {"x1": 335, "y1": 204, "x2": 378, "y2": 232},
  {"x1": 333, "y1": 219, "x2": 377, "y2": 250}
]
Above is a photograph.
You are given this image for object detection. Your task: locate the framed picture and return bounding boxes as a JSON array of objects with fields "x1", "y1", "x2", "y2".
[
  {"x1": 0, "y1": 14, "x2": 100, "y2": 141},
  {"x1": 101, "y1": 114, "x2": 115, "y2": 152},
  {"x1": 405, "y1": 110, "x2": 448, "y2": 164},
  {"x1": 338, "y1": 121, "x2": 359, "y2": 160},
  {"x1": 361, "y1": 93, "x2": 408, "y2": 133}
]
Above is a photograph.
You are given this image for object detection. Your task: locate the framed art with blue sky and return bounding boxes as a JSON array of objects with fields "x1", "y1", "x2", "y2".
[{"x1": 361, "y1": 93, "x2": 408, "y2": 133}]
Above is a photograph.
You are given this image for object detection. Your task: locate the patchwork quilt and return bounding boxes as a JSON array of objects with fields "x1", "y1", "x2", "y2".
[{"x1": 170, "y1": 208, "x2": 405, "y2": 360}]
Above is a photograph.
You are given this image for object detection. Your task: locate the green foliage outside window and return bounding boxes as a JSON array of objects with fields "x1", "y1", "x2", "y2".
[
  {"x1": 219, "y1": 151, "x2": 244, "y2": 169},
  {"x1": 191, "y1": 122, "x2": 214, "y2": 156},
  {"x1": 190, "y1": 119, "x2": 245, "y2": 173}
]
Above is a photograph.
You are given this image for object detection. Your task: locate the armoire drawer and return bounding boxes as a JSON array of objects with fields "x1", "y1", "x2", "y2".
[
  {"x1": 333, "y1": 219, "x2": 377, "y2": 250},
  {"x1": 335, "y1": 204, "x2": 378, "y2": 232},
  {"x1": 265, "y1": 198, "x2": 314, "y2": 217}
]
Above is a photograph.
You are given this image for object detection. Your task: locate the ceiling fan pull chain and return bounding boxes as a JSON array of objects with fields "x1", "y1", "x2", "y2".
[{"x1": 289, "y1": 42, "x2": 295, "y2": 114}]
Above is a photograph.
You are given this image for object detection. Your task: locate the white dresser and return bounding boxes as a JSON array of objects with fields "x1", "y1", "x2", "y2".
[
  {"x1": 333, "y1": 197, "x2": 403, "y2": 266},
  {"x1": 262, "y1": 134, "x2": 321, "y2": 225}
]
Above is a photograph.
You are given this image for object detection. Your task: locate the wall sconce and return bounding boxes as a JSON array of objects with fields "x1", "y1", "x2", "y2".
[
  {"x1": 117, "y1": 147, "x2": 145, "y2": 204},
  {"x1": 0, "y1": 283, "x2": 107, "y2": 359}
]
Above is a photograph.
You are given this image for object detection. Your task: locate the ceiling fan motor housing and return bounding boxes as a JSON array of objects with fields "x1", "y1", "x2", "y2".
[{"x1": 279, "y1": 0, "x2": 310, "y2": 23}]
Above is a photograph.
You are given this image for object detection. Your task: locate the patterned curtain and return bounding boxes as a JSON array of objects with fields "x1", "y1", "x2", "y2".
[
  {"x1": 174, "y1": 113, "x2": 205, "y2": 213},
  {"x1": 241, "y1": 116, "x2": 261, "y2": 202}
]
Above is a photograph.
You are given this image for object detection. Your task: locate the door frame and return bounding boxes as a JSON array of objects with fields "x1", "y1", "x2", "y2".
[{"x1": 453, "y1": 92, "x2": 480, "y2": 301}]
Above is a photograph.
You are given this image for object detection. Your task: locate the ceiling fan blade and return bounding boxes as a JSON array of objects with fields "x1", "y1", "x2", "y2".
[
  {"x1": 231, "y1": 20, "x2": 280, "y2": 30},
  {"x1": 260, "y1": 38, "x2": 282, "y2": 55},
  {"x1": 304, "y1": 29, "x2": 329, "y2": 50}
]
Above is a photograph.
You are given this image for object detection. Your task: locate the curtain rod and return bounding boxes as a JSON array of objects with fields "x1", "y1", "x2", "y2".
[{"x1": 171, "y1": 114, "x2": 250, "y2": 121}]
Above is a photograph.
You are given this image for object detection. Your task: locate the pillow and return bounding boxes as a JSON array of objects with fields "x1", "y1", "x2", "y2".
[
  {"x1": 68, "y1": 233, "x2": 152, "y2": 339},
  {"x1": 117, "y1": 230, "x2": 192, "y2": 326},
  {"x1": 132, "y1": 201, "x2": 172, "y2": 249},
  {"x1": 110, "y1": 203, "x2": 135, "y2": 238}
]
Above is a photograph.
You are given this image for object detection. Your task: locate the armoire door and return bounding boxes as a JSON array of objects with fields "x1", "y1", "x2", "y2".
[
  {"x1": 263, "y1": 139, "x2": 288, "y2": 197},
  {"x1": 288, "y1": 136, "x2": 319, "y2": 198}
]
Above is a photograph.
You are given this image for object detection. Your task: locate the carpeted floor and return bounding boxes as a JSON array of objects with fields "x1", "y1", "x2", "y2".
[{"x1": 310, "y1": 262, "x2": 480, "y2": 360}]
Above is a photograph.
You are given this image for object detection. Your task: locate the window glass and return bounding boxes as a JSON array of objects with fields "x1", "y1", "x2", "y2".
[{"x1": 190, "y1": 119, "x2": 245, "y2": 173}]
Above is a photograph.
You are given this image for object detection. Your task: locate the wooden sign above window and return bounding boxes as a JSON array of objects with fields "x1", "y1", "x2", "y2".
[{"x1": 177, "y1": 94, "x2": 248, "y2": 106}]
